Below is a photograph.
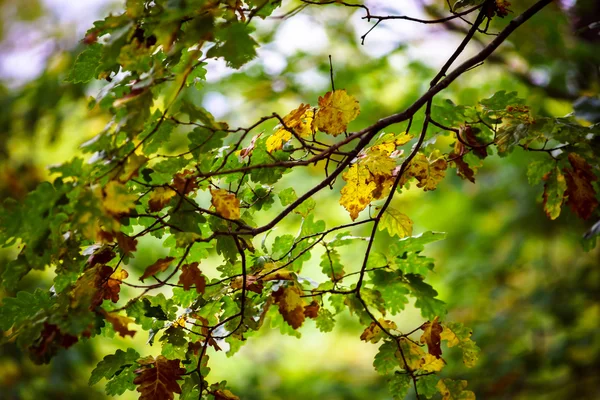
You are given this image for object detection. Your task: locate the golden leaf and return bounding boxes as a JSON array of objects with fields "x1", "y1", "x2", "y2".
[
  {"x1": 210, "y1": 188, "x2": 241, "y2": 220},
  {"x1": 119, "y1": 153, "x2": 148, "y2": 183},
  {"x1": 102, "y1": 181, "x2": 137, "y2": 215},
  {"x1": 266, "y1": 128, "x2": 292, "y2": 153},
  {"x1": 340, "y1": 163, "x2": 377, "y2": 221},
  {"x1": 360, "y1": 319, "x2": 397, "y2": 343},
  {"x1": 436, "y1": 379, "x2": 476, "y2": 400},
  {"x1": 267, "y1": 104, "x2": 313, "y2": 152},
  {"x1": 371, "y1": 132, "x2": 413, "y2": 154},
  {"x1": 419, "y1": 353, "x2": 446, "y2": 373},
  {"x1": 313, "y1": 90, "x2": 360, "y2": 136}
]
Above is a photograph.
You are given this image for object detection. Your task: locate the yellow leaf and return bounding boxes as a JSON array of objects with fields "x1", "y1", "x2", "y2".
[
  {"x1": 378, "y1": 207, "x2": 413, "y2": 238},
  {"x1": 210, "y1": 188, "x2": 241, "y2": 220},
  {"x1": 267, "y1": 104, "x2": 313, "y2": 152},
  {"x1": 420, "y1": 353, "x2": 446, "y2": 373},
  {"x1": 398, "y1": 337, "x2": 426, "y2": 371},
  {"x1": 266, "y1": 128, "x2": 292, "y2": 152},
  {"x1": 406, "y1": 150, "x2": 448, "y2": 191},
  {"x1": 339, "y1": 163, "x2": 376, "y2": 221},
  {"x1": 440, "y1": 326, "x2": 459, "y2": 347},
  {"x1": 314, "y1": 89, "x2": 360, "y2": 136},
  {"x1": 103, "y1": 181, "x2": 137, "y2": 215},
  {"x1": 100, "y1": 309, "x2": 136, "y2": 337},
  {"x1": 272, "y1": 285, "x2": 306, "y2": 329},
  {"x1": 148, "y1": 187, "x2": 177, "y2": 212},
  {"x1": 361, "y1": 149, "x2": 397, "y2": 177},
  {"x1": 360, "y1": 319, "x2": 397, "y2": 343},
  {"x1": 371, "y1": 132, "x2": 413, "y2": 154}
]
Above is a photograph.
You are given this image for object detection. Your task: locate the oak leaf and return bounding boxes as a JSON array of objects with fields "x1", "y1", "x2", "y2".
[
  {"x1": 214, "y1": 389, "x2": 240, "y2": 400},
  {"x1": 210, "y1": 188, "x2": 241, "y2": 220},
  {"x1": 100, "y1": 309, "x2": 136, "y2": 337},
  {"x1": 419, "y1": 353, "x2": 446, "y2": 373},
  {"x1": 172, "y1": 170, "x2": 198, "y2": 195},
  {"x1": 97, "y1": 266, "x2": 128, "y2": 304},
  {"x1": 371, "y1": 132, "x2": 413, "y2": 154},
  {"x1": 563, "y1": 153, "x2": 598, "y2": 220},
  {"x1": 148, "y1": 187, "x2": 176, "y2": 212},
  {"x1": 178, "y1": 262, "x2": 206, "y2": 294},
  {"x1": 119, "y1": 153, "x2": 148, "y2": 183},
  {"x1": 339, "y1": 163, "x2": 377, "y2": 221},
  {"x1": 103, "y1": 181, "x2": 137, "y2": 215},
  {"x1": 406, "y1": 151, "x2": 448, "y2": 191},
  {"x1": 436, "y1": 379, "x2": 475, "y2": 400},
  {"x1": 313, "y1": 90, "x2": 360, "y2": 136},
  {"x1": 272, "y1": 285, "x2": 306, "y2": 329},
  {"x1": 133, "y1": 355, "x2": 186, "y2": 400},
  {"x1": 140, "y1": 257, "x2": 175, "y2": 282},
  {"x1": 116, "y1": 232, "x2": 137, "y2": 254},
  {"x1": 379, "y1": 207, "x2": 413, "y2": 238},
  {"x1": 398, "y1": 337, "x2": 426, "y2": 371},
  {"x1": 304, "y1": 301, "x2": 320, "y2": 319},
  {"x1": 360, "y1": 319, "x2": 397, "y2": 343},
  {"x1": 542, "y1": 166, "x2": 566, "y2": 220},
  {"x1": 420, "y1": 316, "x2": 443, "y2": 358}
]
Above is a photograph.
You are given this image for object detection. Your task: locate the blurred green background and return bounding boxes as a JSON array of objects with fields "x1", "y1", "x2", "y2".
[{"x1": 0, "y1": 0, "x2": 599, "y2": 399}]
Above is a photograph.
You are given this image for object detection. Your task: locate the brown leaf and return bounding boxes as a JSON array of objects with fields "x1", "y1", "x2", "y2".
[
  {"x1": 460, "y1": 125, "x2": 488, "y2": 159},
  {"x1": 87, "y1": 247, "x2": 116, "y2": 267},
  {"x1": 133, "y1": 355, "x2": 186, "y2": 400},
  {"x1": 97, "y1": 265, "x2": 128, "y2": 304},
  {"x1": 28, "y1": 323, "x2": 78, "y2": 364},
  {"x1": 420, "y1": 316, "x2": 443, "y2": 358},
  {"x1": 100, "y1": 309, "x2": 136, "y2": 337},
  {"x1": 116, "y1": 232, "x2": 138, "y2": 254},
  {"x1": 140, "y1": 257, "x2": 175, "y2": 282},
  {"x1": 178, "y1": 262, "x2": 206, "y2": 294},
  {"x1": 563, "y1": 153, "x2": 598, "y2": 220},
  {"x1": 304, "y1": 301, "x2": 320, "y2": 319},
  {"x1": 272, "y1": 286, "x2": 306, "y2": 329},
  {"x1": 173, "y1": 170, "x2": 198, "y2": 196}
]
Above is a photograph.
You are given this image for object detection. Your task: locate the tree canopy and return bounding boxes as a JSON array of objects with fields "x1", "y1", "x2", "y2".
[{"x1": 0, "y1": 0, "x2": 599, "y2": 399}]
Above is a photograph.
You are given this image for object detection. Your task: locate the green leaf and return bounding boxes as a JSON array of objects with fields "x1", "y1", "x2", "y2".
[
  {"x1": 0, "y1": 289, "x2": 52, "y2": 330},
  {"x1": 542, "y1": 166, "x2": 567, "y2": 220},
  {"x1": 406, "y1": 274, "x2": 446, "y2": 319},
  {"x1": 379, "y1": 207, "x2": 413, "y2": 238},
  {"x1": 89, "y1": 348, "x2": 139, "y2": 386},
  {"x1": 374, "y1": 340, "x2": 399, "y2": 375},
  {"x1": 527, "y1": 158, "x2": 556, "y2": 185},
  {"x1": 315, "y1": 307, "x2": 335, "y2": 332},
  {"x1": 66, "y1": 44, "x2": 103, "y2": 83},
  {"x1": 417, "y1": 374, "x2": 439, "y2": 398},
  {"x1": 388, "y1": 373, "x2": 411, "y2": 399},
  {"x1": 207, "y1": 22, "x2": 258, "y2": 69}
]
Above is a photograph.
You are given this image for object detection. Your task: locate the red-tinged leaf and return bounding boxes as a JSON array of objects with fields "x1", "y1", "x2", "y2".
[
  {"x1": 28, "y1": 323, "x2": 78, "y2": 364},
  {"x1": 460, "y1": 125, "x2": 488, "y2": 159},
  {"x1": 178, "y1": 262, "x2": 206, "y2": 294},
  {"x1": 140, "y1": 257, "x2": 175, "y2": 282},
  {"x1": 100, "y1": 309, "x2": 136, "y2": 338},
  {"x1": 420, "y1": 316, "x2": 443, "y2": 358},
  {"x1": 542, "y1": 166, "x2": 567, "y2": 220},
  {"x1": 563, "y1": 153, "x2": 598, "y2": 220},
  {"x1": 116, "y1": 232, "x2": 137, "y2": 254},
  {"x1": 133, "y1": 356, "x2": 186, "y2": 400}
]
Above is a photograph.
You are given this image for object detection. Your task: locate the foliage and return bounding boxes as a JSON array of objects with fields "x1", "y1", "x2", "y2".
[{"x1": 0, "y1": 0, "x2": 599, "y2": 399}]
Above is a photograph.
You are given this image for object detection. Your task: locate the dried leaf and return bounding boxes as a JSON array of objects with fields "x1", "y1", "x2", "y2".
[
  {"x1": 133, "y1": 355, "x2": 186, "y2": 400},
  {"x1": 563, "y1": 153, "x2": 598, "y2": 220},
  {"x1": 178, "y1": 262, "x2": 206, "y2": 294},
  {"x1": 210, "y1": 188, "x2": 241, "y2": 220},
  {"x1": 101, "y1": 309, "x2": 136, "y2": 338},
  {"x1": 140, "y1": 257, "x2": 175, "y2": 282},
  {"x1": 420, "y1": 316, "x2": 443, "y2": 358}
]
